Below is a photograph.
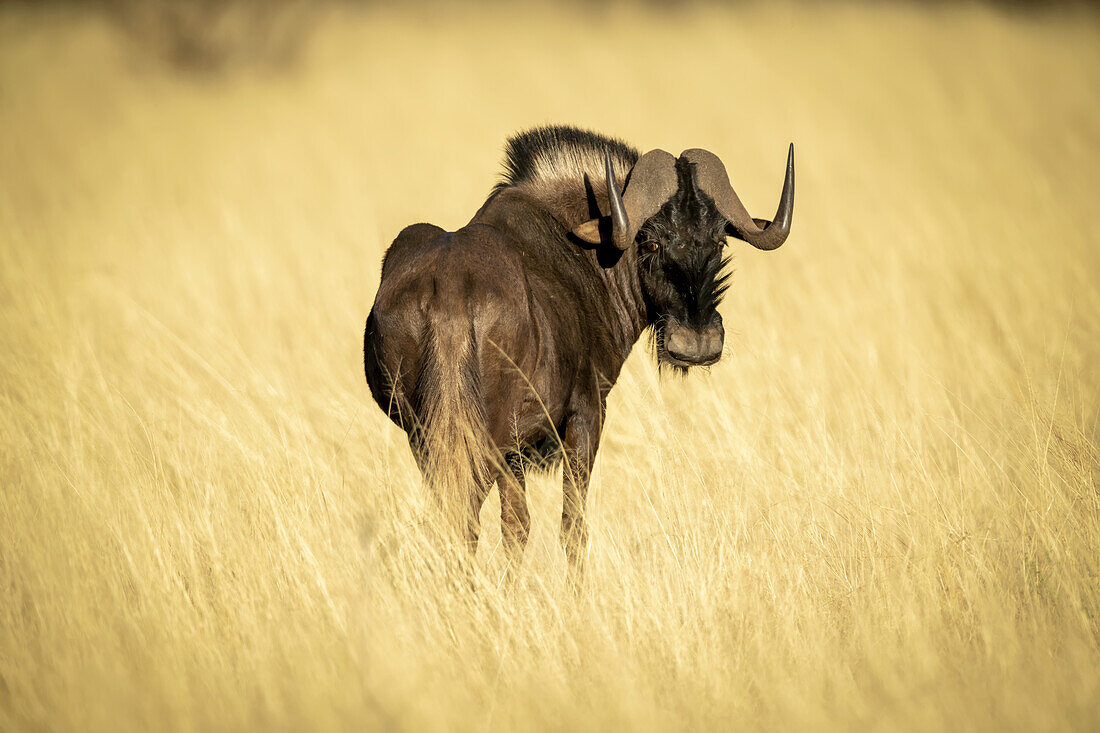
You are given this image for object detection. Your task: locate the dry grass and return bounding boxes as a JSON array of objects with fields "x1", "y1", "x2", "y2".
[{"x1": 2, "y1": 2, "x2": 1099, "y2": 731}]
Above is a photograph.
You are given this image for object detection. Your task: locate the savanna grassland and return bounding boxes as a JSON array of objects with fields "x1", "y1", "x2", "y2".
[{"x1": 1, "y1": 2, "x2": 1098, "y2": 731}]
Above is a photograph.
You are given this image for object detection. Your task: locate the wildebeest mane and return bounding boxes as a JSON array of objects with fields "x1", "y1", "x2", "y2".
[
  {"x1": 494, "y1": 125, "x2": 639, "y2": 193},
  {"x1": 488, "y1": 125, "x2": 639, "y2": 233}
]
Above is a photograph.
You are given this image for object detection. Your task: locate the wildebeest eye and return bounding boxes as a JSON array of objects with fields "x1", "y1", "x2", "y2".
[{"x1": 642, "y1": 240, "x2": 660, "y2": 253}]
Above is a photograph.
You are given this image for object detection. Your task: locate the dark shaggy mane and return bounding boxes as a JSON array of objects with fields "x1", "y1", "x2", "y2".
[{"x1": 493, "y1": 125, "x2": 639, "y2": 193}]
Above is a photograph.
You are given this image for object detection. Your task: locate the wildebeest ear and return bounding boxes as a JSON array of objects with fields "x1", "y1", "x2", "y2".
[{"x1": 572, "y1": 218, "x2": 603, "y2": 244}]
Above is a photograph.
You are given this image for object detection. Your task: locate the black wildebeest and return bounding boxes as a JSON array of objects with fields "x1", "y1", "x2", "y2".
[{"x1": 364, "y1": 125, "x2": 793, "y2": 578}]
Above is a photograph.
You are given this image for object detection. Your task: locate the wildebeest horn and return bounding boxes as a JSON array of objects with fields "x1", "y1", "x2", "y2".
[
  {"x1": 681, "y1": 144, "x2": 794, "y2": 251},
  {"x1": 603, "y1": 148, "x2": 631, "y2": 249},
  {"x1": 617, "y1": 149, "x2": 679, "y2": 250},
  {"x1": 574, "y1": 148, "x2": 679, "y2": 250}
]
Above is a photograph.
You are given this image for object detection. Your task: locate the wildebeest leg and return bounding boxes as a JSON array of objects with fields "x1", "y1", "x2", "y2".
[
  {"x1": 561, "y1": 410, "x2": 600, "y2": 587},
  {"x1": 499, "y1": 452, "x2": 530, "y2": 575}
]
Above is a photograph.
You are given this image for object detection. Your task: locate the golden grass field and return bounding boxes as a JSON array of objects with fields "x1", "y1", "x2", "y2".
[{"x1": 2, "y1": 2, "x2": 1099, "y2": 731}]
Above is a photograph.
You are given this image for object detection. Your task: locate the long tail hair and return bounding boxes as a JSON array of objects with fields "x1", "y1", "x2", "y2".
[{"x1": 414, "y1": 313, "x2": 489, "y2": 541}]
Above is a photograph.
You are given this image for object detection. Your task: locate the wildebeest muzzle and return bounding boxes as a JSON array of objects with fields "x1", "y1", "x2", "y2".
[{"x1": 664, "y1": 313, "x2": 724, "y2": 366}]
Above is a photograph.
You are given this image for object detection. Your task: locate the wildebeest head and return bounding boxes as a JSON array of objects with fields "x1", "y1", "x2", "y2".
[{"x1": 573, "y1": 145, "x2": 794, "y2": 370}]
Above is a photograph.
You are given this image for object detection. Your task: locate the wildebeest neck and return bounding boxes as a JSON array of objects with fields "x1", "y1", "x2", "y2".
[{"x1": 470, "y1": 189, "x2": 649, "y2": 368}]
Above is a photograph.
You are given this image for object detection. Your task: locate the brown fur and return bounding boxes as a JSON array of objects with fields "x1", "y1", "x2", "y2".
[{"x1": 363, "y1": 125, "x2": 787, "y2": 581}]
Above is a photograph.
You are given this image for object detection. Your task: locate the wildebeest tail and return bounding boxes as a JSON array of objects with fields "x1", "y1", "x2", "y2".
[{"x1": 415, "y1": 313, "x2": 488, "y2": 540}]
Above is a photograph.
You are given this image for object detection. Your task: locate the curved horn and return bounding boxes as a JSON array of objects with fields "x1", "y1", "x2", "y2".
[
  {"x1": 681, "y1": 144, "x2": 794, "y2": 251},
  {"x1": 617, "y1": 149, "x2": 679, "y2": 250},
  {"x1": 603, "y1": 148, "x2": 631, "y2": 250},
  {"x1": 572, "y1": 148, "x2": 679, "y2": 250}
]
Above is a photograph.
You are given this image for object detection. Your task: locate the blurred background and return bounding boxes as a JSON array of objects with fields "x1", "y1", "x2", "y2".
[
  {"x1": 9, "y1": 0, "x2": 1093, "y2": 75},
  {"x1": 1, "y1": 1, "x2": 1098, "y2": 732}
]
